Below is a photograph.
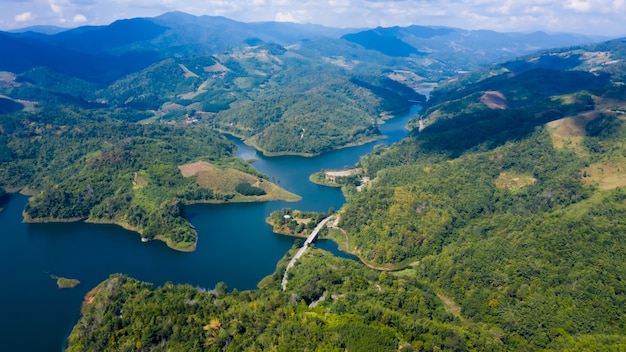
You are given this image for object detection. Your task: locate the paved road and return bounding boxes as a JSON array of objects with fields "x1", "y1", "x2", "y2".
[{"x1": 281, "y1": 216, "x2": 332, "y2": 291}]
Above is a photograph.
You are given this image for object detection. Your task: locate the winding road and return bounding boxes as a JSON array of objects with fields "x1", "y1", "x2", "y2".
[{"x1": 281, "y1": 215, "x2": 332, "y2": 291}]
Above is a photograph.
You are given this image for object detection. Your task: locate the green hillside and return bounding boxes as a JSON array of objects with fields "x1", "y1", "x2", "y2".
[
  {"x1": 66, "y1": 39, "x2": 626, "y2": 350},
  {"x1": 97, "y1": 46, "x2": 424, "y2": 156},
  {"x1": 0, "y1": 106, "x2": 294, "y2": 251}
]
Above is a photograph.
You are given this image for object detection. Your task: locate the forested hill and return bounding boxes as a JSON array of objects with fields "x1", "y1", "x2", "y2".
[
  {"x1": 67, "y1": 38, "x2": 626, "y2": 350},
  {"x1": 0, "y1": 12, "x2": 608, "y2": 157}
]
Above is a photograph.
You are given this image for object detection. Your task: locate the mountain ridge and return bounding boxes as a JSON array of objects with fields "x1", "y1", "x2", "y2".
[{"x1": 0, "y1": 11, "x2": 611, "y2": 84}]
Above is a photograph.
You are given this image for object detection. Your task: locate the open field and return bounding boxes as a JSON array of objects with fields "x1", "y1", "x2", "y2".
[
  {"x1": 495, "y1": 172, "x2": 536, "y2": 191},
  {"x1": 182, "y1": 162, "x2": 300, "y2": 202}
]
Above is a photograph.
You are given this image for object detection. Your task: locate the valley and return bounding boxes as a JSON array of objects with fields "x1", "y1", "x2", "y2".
[{"x1": 0, "y1": 11, "x2": 625, "y2": 351}]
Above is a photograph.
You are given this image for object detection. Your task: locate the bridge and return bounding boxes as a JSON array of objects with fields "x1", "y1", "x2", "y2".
[{"x1": 281, "y1": 215, "x2": 332, "y2": 291}]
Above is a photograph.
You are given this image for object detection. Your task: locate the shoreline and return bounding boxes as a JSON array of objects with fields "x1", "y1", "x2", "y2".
[
  {"x1": 265, "y1": 218, "x2": 310, "y2": 239},
  {"x1": 220, "y1": 129, "x2": 387, "y2": 158},
  {"x1": 85, "y1": 218, "x2": 198, "y2": 252},
  {"x1": 16, "y1": 186, "x2": 299, "y2": 253}
]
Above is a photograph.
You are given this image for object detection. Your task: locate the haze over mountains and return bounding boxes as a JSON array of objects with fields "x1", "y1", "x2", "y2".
[{"x1": 0, "y1": 11, "x2": 609, "y2": 84}]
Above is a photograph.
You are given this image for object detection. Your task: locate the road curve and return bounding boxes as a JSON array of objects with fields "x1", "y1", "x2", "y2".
[{"x1": 281, "y1": 216, "x2": 332, "y2": 291}]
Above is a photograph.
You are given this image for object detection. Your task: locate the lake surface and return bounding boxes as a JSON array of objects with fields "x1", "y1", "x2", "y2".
[{"x1": 0, "y1": 106, "x2": 418, "y2": 351}]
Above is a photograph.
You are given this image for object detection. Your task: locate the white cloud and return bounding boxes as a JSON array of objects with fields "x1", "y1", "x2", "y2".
[
  {"x1": 566, "y1": 0, "x2": 592, "y2": 12},
  {"x1": 275, "y1": 11, "x2": 297, "y2": 22},
  {"x1": 73, "y1": 13, "x2": 87, "y2": 23},
  {"x1": 0, "y1": 0, "x2": 624, "y2": 36},
  {"x1": 14, "y1": 12, "x2": 34, "y2": 22},
  {"x1": 48, "y1": 0, "x2": 64, "y2": 16}
]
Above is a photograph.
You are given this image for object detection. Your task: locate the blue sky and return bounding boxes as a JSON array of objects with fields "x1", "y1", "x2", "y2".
[{"x1": 1, "y1": 0, "x2": 625, "y2": 36}]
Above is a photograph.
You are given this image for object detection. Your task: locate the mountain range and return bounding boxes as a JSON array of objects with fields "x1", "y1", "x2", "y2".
[
  {"x1": 2, "y1": 10, "x2": 626, "y2": 351},
  {"x1": 0, "y1": 11, "x2": 607, "y2": 84},
  {"x1": 62, "y1": 32, "x2": 626, "y2": 351}
]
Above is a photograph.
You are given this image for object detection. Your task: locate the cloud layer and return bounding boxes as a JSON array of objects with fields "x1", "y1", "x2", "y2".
[{"x1": 1, "y1": 0, "x2": 624, "y2": 36}]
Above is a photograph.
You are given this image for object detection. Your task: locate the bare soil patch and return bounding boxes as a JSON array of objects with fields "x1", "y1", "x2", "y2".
[
  {"x1": 178, "y1": 161, "x2": 215, "y2": 177},
  {"x1": 204, "y1": 62, "x2": 229, "y2": 73},
  {"x1": 325, "y1": 169, "x2": 356, "y2": 177},
  {"x1": 495, "y1": 172, "x2": 536, "y2": 191},
  {"x1": 480, "y1": 91, "x2": 507, "y2": 110},
  {"x1": 178, "y1": 64, "x2": 199, "y2": 78},
  {"x1": 133, "y1": 172, "x2": 148, "y2": 187},
  {"x1": 436, "y1": 293, "x2": 462, "y2": 318}
]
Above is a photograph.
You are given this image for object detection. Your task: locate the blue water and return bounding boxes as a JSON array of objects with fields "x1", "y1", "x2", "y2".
[{"x1": 0, "y1": 106, "x2": 418, "y2": 351}]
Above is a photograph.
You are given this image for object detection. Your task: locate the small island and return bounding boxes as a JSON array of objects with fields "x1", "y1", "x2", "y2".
[
  {"x1": 266, "y1": 208, "x2": 332, "y2": 238},
  {"x1": 50, "y1": 275, "x2": 80, "y2": 289},
  {"x1": 309, "y1": 168, "x2": 370, "y2": 190}
]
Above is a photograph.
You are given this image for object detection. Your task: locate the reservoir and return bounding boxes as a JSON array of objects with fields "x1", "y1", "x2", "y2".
[{"x1": 0, "y1": 106, "x2": 418, "y2": 351}]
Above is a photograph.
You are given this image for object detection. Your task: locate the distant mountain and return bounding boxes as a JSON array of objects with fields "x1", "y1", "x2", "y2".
[
  {"x1": 0, "y1": 31, "x2": 160, "y2": 83},
  {"x1": 342, "y1": 25, "x2": 606, "y2": 66},
  {"x1": 0, "y1": 11, "x2": 611, "y2": 85},
  {"x1": 426, "y1": 37, "x2": 626, "y2": 109},
  {"x1": 9, "y1": 25, "x2": 69, "y2": 35}
]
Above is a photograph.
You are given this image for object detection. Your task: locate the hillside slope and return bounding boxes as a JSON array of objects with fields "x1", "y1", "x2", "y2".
[{"x1": 67, "y1": 39, "x2": 626, "y2": 350}]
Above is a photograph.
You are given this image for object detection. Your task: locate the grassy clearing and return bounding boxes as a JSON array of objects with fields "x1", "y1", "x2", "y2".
[
  {"x1": 583, "y1": 159, "x2": 626, "y2": 190},
  {"x1": 195, "y1": 166, "x2": 300, "y2": 202},
  {"x1": 546, "y1": 112, "x2": 598, "y2": 155},
  {"x1": 133, "y1": 171, "x2": 149, "y2": 188},
  {"x1": 495, "y1": 172, "x2": 536, "y2": 191}
]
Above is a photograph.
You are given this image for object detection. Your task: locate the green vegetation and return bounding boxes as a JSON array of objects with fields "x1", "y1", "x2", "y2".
[
  {"x1": 309, "y1": 169, "x2": 362, "y2": 188},
  {"x1": 99, "y1": 48, "x2": 423, "y2": 156},
  {"x1": 191, "y1": 165, "x2": 300, "y2": 203},
  {"x1": 0, "y1": 97, "x2": 23, "y2": 114},
  {"x1": 51, "y1": 275, "x2": 81, "y2": 289},
  {"x1": 329, "y1": 40, "x2": 626, "y2": 349},
  {"x1": 267, "y1": 208, "x2": 329, "y2": 237},
  {"x1": 234, "y1": 182, "x2": 266, "y2": 196},
  {"x1": 68, "y1": 251, "x2": 505, "y2": 351},
  {"x1": 0, "y1": 111, "x2": 296, "y2": 251},
  {"x1": 1, "y1": 22, "x2": 624, "y2": 351}
]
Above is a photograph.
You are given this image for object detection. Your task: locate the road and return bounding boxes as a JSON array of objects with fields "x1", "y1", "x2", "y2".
[{"x1": 281, "y1": 215, "x2": 332, "y2": 291}]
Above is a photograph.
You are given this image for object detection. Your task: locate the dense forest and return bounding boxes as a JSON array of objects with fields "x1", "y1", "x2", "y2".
[
  {"x1": 68, "y1": 251, "x2": 505, "y2": 351},
  {"x1": 0, "y1": 27, "x2": 429, "y2": 249},
  {"x1": 101, "y1": 49, "x2": 425, "y2": 156},
  {"x1": 0, "y1": 104, "x2": 295, "y2": 250},
  {"x1": 66, "y1": 38, "x2": 626, "y2": 350},
  {"x1": 2, "y1": 13, "x2": 626, "y2": 351}
]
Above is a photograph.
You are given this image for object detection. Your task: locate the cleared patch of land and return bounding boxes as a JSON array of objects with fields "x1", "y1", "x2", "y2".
[
  {"x1": 204, "y1": 62, "x2": 229, "y2": 73},
  {"x1": 178, "y1": 64, "x2": 199, "y2": 78},
  {"x1": 495, "y1": 172, "x2": 536, "y2": 191},
  {"x1": 583, "y1": 160, "x2": 626, "y2": 190},
  {"x1": 133, "y1": 172, "x2": 148, "y2": 187},
  {"x1": 187, "y1": 163, "x2": 300, "y2": 202},
  {"x1": 436, "y1": 293, "x2": 462, "y2": 318},
  {"x1": 178, "y1": 161, "x2": 215, "y2": 177},
  {"x1": 325, "y1": 169, "x2": 356, "y2": 178},
  {"x1": 547, "y1": 112, "x2": 599, "y2": 155},
  {"x1": 480, "y1": 91, "x2": 507, "y2": 110},
  {"x1": 323, "y1": 56, "x2": 360, "y2": 69}
]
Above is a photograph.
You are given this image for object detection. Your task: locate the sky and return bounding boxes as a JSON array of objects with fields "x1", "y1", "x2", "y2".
[{"x1": 1, "y1": 0, "x2": 625, "y2": 37}]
